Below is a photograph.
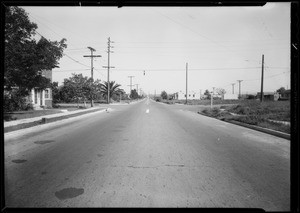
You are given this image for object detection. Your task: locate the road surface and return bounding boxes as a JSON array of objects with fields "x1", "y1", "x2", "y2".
[{"x1": 4, "y1": 98, "x2": 290, "y2": 210}]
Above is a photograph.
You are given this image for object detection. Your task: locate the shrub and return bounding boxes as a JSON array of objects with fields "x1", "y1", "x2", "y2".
[{"x1": 3, "y1": 90, "x2": 32, "y2": 112}]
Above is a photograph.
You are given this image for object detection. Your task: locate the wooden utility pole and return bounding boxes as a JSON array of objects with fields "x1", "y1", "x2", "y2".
[
  {"x1": 210, "y1": 87, "x2": 215, "y2": 108},
  {"x1": 128, "y1": 76, "x2": 134, "y2": 97},
  {"x1": 260, "y1": 54, "x2": 264, "y2": 102},
  {"x1": 237, "y1": 80, "x2": 243, "y2": 99},
  {"x1": 185, "y1": 62, "x2": 188, "y2": 104},
  {"x1": 231, "y1": 83, "x2": 235, "y2": 94},
  {"x1": 83, "y1": 46, "x2": 101, "y2": 107},
  {"x1": 103, "y1": 37, "x2": 115, "y2": 104}
]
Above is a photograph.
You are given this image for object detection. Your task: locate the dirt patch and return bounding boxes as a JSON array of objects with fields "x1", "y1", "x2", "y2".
[
  {"x1": 55, "y1": 187, "x2": 84, "y2": 200},
  {"x1": 34, "y1": 140, "x2": 55, "y2": 145},
  {"x1": 12, "y1": 159, "x2": 27, "y2": 163}
]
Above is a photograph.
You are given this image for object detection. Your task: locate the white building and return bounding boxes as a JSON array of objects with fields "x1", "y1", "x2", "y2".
[
  {"x1": 175, "y1": 90, "x2": 202, "y2": 100},
  {"x1": 223, "y1": 93, "x2": 238, "y2": 100},
  {"x1": 28, "y1": 70, "x2": 53, "y2": 110}
]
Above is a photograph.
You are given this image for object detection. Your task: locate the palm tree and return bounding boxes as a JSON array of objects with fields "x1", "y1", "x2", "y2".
[{"x1": 100, "y1": 81, "x2": 123, "y2": 103}]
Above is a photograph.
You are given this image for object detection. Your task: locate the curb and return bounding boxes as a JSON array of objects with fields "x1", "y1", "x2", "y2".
[
  {"x1": 4, "y1": 108, "x2": 110, "y2": 138},
  {"x1": 197, "y1": 112, "x2": 290, "y2": 140}
]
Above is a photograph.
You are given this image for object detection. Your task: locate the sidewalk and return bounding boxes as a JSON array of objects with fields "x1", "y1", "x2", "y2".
[{"x1": 4, "y1": 107, "x2": 107, "y2": 128}]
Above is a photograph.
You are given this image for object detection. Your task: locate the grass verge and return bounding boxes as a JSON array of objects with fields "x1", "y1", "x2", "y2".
[
  {"x1": 4, "y1": 108, "x2": 105, "y2": 133},
  {"x1": 200, "y1": 101, "x2": 290, "y2": 134}
]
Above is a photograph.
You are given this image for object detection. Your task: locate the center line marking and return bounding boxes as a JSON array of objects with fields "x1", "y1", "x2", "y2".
[{"x1": 146, "y1": 109, "x2": 150, "y2": 113}]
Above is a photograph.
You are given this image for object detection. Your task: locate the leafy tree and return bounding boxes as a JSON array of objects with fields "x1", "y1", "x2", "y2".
[
  {"x1": 59, "y1": 74, "x2": 100, "y2": 107},
  {"x1": 276, "y1": 87, "x2": 286, "y2": 94},
  {"x1": 4, "y1": 6, "x2": 67, "y2": 96},
  {"x1": 130, "y1": 89, "x2": 139, "y2": 100},
  {"x1": 215, "y1": 88, "x2": 226, "y2": 99},
  {"x1": 204, "y1": 89, "x2": 211, "y2": 99},
  {"x1": 101, "y1": 81, "x2": 123, "y2": 103},
  {"x1": 161, "y1": 91, "x2": 168, "y2": 100}
]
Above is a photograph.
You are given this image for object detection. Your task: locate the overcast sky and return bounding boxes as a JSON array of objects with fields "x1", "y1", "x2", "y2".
[{"x1": 22, "y1": 3, "x2": 290, "y2": 95}]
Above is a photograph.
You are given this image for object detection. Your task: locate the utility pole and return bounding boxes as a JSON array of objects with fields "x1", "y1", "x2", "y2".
[
  {"x1": 210, "y1": 87, "x2": 215, "y2": 109},
  {"x1": 83, "y1": 46, "x2": 101, "y2": 107},
  {"x1": 260, "y1": 54, "x2": 264, "y2": 102},
  {"x1": 185, "y1": 62, "x2": 188, "y2": 104},
  {"x1": 128, "y1": 76, "x2": 134, "y2": 97},
  {"x1": 102, "y1": 37, "x2": 115, "y2": 104},
  {"x1": 231, "y1": 83, "x2": 235, "y2": 94},
  {"x1": 199, "y1": 89, "x2": 202, "y2": 100},
  {"x1": 237, "y1": 80, "x2": 243, "y2": 99}
]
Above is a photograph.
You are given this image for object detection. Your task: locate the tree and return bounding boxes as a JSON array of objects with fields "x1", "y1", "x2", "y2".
[
  {"x1": 59, "y1": 74, "x2": 100, "y2": 107},
  {"x1": 215, "y1": 88, "x2": 226, "y2": 99},
  {"x1": 101, "y1": 81, "x2": 123, "y2": 103},
  {"x1": 51, "y1": 82, "x2": 61, "y2": 104},
  {"x1": 204, "y1": 89, "x2": 211, "y2": 100},
  {"x1": 5, "y1": 6, "x2": 67, "y2": 96},
  {"x1": 276, "y1": 87, "x2": 286, "y2": 94},
  {"x1": 130, "y1": 89, "x2": 139, "y2": 100},
  {"x1": 161, "y1": 91, "x2": 168, "y2": 100}
]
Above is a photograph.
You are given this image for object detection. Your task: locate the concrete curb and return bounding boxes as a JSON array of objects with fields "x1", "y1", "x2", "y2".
[
  {"x1": 197, "y1": 112, "x2": 290, "y2": 140},
  {"x1": 4, "y1": 106, "x2": 103, "y2": 128},
  {"x1": 4, "y1": 108, "x2": 111, "y2": 139}
]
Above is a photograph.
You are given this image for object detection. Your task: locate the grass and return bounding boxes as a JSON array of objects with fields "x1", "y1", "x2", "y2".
[
  {"x1": 4, "y1": 102, "x2": 96, "y2": 122},
  {"x1": 4, "y1": 109, "x2": 64, "y2": 121},
  {"x1": 4, "y1": 107, "x2": 105, "y2": 133},
  {"x1": 199, "y1": 100, "x2": 290, "y2": 134},
  {"x1": 160, "y1": 99, "x2": 246, "y2": 106}
]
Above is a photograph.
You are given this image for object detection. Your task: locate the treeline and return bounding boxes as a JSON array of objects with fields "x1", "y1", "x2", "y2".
[{"x1": 51, "y1": 74, "x2": 127, "y2": 106}]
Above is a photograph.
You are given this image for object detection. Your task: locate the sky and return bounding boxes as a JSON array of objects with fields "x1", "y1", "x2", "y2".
[{"x1": 22, "y1": 3, "x2": 291, "y2": 95}]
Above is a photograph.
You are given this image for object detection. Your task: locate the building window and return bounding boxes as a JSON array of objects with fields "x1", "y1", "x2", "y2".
[{"x1": 45, "y1": 89, "x2": 49, "y2": 99}]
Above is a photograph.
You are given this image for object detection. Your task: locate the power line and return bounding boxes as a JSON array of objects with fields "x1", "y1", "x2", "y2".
[
  {"x1": 34, "y1": 30, "x2": 92, "y2": 69},
  {"x1": 63, "y1": 53, "x2": 90, "y2": 68},
  {"x1": 53, "y1": 69, "x2": 90, "y2": 72},
  {"x1": 96, "y1": 67, "x2": 261, "y2": 72}
]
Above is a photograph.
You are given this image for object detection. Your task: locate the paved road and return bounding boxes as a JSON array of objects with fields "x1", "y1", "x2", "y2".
[{"x1": 4, "y1": 98, "x2": 290, "y2": 210}]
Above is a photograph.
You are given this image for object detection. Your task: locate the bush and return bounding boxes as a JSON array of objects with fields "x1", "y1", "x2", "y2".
[{"x1": 3, "y1": 90, "x2": 32, "y2": 112}]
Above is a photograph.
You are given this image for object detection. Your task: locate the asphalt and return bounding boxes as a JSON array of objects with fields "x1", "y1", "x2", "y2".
[{"x1": 4, "y1": 98, "x2": 290, "y2": 210}]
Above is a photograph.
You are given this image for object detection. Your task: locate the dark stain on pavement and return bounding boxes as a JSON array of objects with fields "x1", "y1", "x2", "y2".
[
  {"x1": 113, "y1": 129, "x2": 122, "y2": 132},
  {"x1": 12, "y1": 159, "x2": 27, "y2": 163},
  {"x1": 34, "y1": 140, "x2": 55, "y2": 145},
  {"x1": 41, "y1": 171, "x2": 47, "y2": 175},
  {"x1": 86, "y1": 160, "x2": 92, "y2": 163},
  {"x1": 97, "y1": 154, "x2": 103, "y2": 157},
  {"x1": 123, "y1": 139, "x2": 129, "y2": 141},
  {"x1": 55, "y1": 187, "x2": 84, "y2": 200}
]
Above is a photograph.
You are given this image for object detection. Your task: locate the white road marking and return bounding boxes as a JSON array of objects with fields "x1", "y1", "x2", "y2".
[{"x1": 146, "y1": 109, "x2": 150, "y2": 113}]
